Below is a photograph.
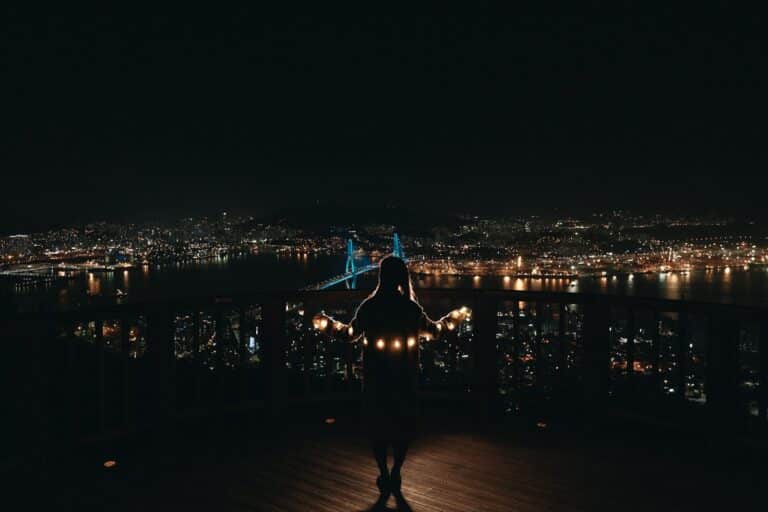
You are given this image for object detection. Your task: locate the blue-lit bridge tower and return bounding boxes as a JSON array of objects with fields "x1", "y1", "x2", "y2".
[
  {"x1": 392, "y1": 232, "x2": 405, "y2": 259},
  {"x1": 344, "y1": 238, "x2": 357, "y2": 290},
  {"x1": 306, "y1": 232, "x2": 407, "y2": 290},
  {"x1": 345, "y1": 239, "x2": 356, "y2": 274}
]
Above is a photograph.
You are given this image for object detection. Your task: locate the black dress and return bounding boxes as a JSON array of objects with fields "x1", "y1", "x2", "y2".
[{"x1": 351, "y1": 292, "x2": 427, "y2": 441}]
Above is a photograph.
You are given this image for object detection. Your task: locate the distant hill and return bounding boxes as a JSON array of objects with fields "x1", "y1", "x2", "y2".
[{"x1": 267, "y1": 204, "x2": 458, "y2": 236}]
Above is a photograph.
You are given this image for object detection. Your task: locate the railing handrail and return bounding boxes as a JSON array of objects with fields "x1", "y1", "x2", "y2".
[{"x1": 6, "y1": 288, "x2": 767, "y2": 322}]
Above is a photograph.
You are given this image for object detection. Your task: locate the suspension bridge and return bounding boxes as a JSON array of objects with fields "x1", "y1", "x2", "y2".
[{"x1": 304, "y1": 233, "x2": 405, "y2": 290}]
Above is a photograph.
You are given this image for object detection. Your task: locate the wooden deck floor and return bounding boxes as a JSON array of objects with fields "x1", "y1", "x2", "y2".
[{"x1": 26, "y1": 411, "x2": 767, "y2": 511}]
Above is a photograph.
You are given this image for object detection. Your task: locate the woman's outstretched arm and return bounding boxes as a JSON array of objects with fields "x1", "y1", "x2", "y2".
[
  {"x1": 419, "y1": 306, "x2": 471, "y2": 340},
  {"x1": 311, "y1": 310, "x2": 361, "y2": 342}
]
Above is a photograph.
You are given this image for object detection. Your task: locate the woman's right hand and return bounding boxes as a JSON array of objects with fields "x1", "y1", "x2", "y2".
[{"x1": 312, "y1": 312, "x2": 355, "y2": 339}]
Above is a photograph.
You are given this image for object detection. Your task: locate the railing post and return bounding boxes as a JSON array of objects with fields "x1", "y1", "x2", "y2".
[
  {"x1": 626, "y1": 307, "x2": 635, "y2": 392},
  {"x1": 238, "y1": 307, "x2": 249, "y2": 403},
  {"x1": 120, "y1": 314, "x2": 134, "y2": 429},
  {"x1": 557, "y1": 303, "x2": 567, "y2": 392},
  {"x1": 760, "y1": 318, "x2": 768, "y2": 423},
  {"x1": 193, "y1": 311, "x2": 202, "y2": 404},
  {"x1": 707, "y1": 312, "x2": 739, "y2": 429},
  {"x1": 677, "y1": 311, "x2": 688, "y2": 400},
  {"x1": 262, "y1": 298, "x2": 287, "y2": 419},
  {"x1": 146, "y1": 305, "x2": 175, "y2": 427},
  {"x1": 95, "y1": 318, "x2": 105, "y2": 434},
  {"x1": 582, "y1": 300, "x2": 611, "y2": 424},
  {"x1": 534, "y1": 302, "x2": 544, "y2": 395},
  {"x1": 472, "y1": 294, "x2": 498, "y2": 421},
  {"x1": 512, "y1": 301, "x2": 521, "y2": 393},
  {"x1": 652, "y1": 310, "x2": 661, "y2": 394}
]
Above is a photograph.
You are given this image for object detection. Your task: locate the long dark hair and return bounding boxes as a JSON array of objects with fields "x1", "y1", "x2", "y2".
[{"x1": 371, "y1": 255, "x2": 416, "y2": 302}]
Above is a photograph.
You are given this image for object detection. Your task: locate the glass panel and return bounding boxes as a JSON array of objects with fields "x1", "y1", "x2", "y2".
[
  {"x1": 685, "y1": 314, "x2": 708, "y2": 404},
  {"x1": 609, "y1": 307, "x2": 630, "y2": 397},
  {"x1": 419, "y1": 296, "x2": 474, "y2": 393},
  {"x1": 72, "y1": 321, "x2": 97, "y2": 343},
  {"x1": 738, "y1": 321, "x2": 760, "y2": 417},
  {"x1": 198, "y1": 311, "x2": 218, "y2": 371},
  {"x1": 632, "y1": 309, "x2": 659, "y2": 397},
  {"x1": 174, "y1": 311, "x2": 196, "y2": 359},
  {"x1": 102, "y1": 319, "x2": 122, "y2": 352},
  {"x1": 127, "y1": 316, "x2": 147, "y2": 359},
  {"x1": 658, "y1": 312, "x2": 681, "y2": 396}
]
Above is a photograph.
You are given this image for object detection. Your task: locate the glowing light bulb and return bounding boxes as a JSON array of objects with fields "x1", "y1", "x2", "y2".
[
  {"x1": 334, "y1": 321, "x2": 343, "y2": 331},
  {"x1": 348, "y1": 326, "x2": 354, "y2": 336},
  {"x1": 447, "y1": 321, "x2": 455, "y2": 331},
  {"x1": 407, "y1": 337, "x2": 416, "y2": 348},
  {"x1": 451, "y1": 310, "x2": 461, "y2": 319},
  {"x1": 460, "y1": 306, "x2": 469, "y2": 314},
  {"x1": 393, "y1": 339, "x2": 402, "y2": 350},
  {"x1": 436, "y1": 322, "x2": 442, "y2": 331},
  {"x1": 319, "y1": 318, "x2": 328, "y2": 329},
  {"x1": 376, "y1": 339, "x2": 385, "y2": 350},
  {"x1": 363, "y1": 337, "x2": 368, "y2": 346}
]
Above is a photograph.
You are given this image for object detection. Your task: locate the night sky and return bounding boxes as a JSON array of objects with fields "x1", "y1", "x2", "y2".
[{"x1": 3, "y1": 6, "x2": 766, "y2": 233}]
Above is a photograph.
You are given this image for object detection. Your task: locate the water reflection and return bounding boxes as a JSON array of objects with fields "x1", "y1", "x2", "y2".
[
  {"x1": 9, "y1": 254, "x2": 768, "y2": 310},
  {"x1": 87, "y1": 273, "x2": 101, "y2": 295}
]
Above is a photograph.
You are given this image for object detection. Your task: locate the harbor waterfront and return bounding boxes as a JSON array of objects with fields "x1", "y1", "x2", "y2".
[{"x1": 4, "y1": 252, "x2": 768, "y2": 311}]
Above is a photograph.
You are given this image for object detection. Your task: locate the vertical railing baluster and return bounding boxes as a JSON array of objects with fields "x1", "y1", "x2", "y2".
[
  {"x1": 626, "y1": 307, "x2": 635, "y2": 393},
  {"x1": 214, "y1": 308, "x2": 225, "y2": 402},
  {"x1": 760, "y1": 318, "x2": 768, "y2": 423},
  {"x1": 678, "y1": 310, "x2": 688, "y2": 400},
  {"x1": 471, "y1": 294, "x2": 498, "y2": 420},
  {"x1": 707, "y1": 312, "x2": 739, "y2": 429},
  {"x1": 95, "y1": 318, "x2": 105, "y2": 434},
  {"x1": 120, "y1": 314, "x2": 132, "y2": 429},
  {"x1": 582, "y1": 300, "x2": 610, "y2": 422},
  {"x1": 345, "y1": 336, "x2": 354, "y2": 387},
  {"x1": 324, "y1": 333, "x2": 334, "y2": 395},
  {"x1": 534, "y1": 302, "x2": 543, "y2": 395},
  {"x1": 652, "y1": 310, "x2": 661, "y2": 394},
  {"x1": 557, "y1": 303, "x2": 566, "y2": 393},
  {"x1": 262, "y1": 298, "x2": 287, "y2": 418},
  {"x1": 65, "y1": 323, "x2": 78, "y2": 439},
  {"x1": 512, "y1": 301, "x2": 521, "y2": 394},
  {"x1": 193, "y1": 311, "x2": 201, "y2": 404},
  {"x1": 146, "y1": 305, "x2": 174, "y2": 426},
  {"x1": 303, "y1": 334, "x2": 312, "y2": 396},
  {"x1": 448, "y1": 329, "x2": 459, "y2": 386},
  {"x1": 215, "y1": 309, "x2": 225, "y2": 371},
  {"x1": 239, "y1": 307, "x2": 248, "y2": 403}
]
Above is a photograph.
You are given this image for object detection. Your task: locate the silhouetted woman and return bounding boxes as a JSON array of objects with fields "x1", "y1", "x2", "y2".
[{"x1": 314, "y1": 256, "x2": 470, "y2": 510}]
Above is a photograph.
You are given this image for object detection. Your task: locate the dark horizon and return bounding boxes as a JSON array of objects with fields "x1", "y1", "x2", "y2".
[{"x1": 0, "y1": 171, "x2": 766, "y2": 235}]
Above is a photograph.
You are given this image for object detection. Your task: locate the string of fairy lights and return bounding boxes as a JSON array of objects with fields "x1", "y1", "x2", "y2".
[{"x1": 312, "y1": 306, "x2": 471, "y2": 352}]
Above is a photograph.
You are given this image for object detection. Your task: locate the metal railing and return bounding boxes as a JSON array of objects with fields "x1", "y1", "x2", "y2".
[{"x1": 3, "y1": 289, "x2": 767, "y2": 466}]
